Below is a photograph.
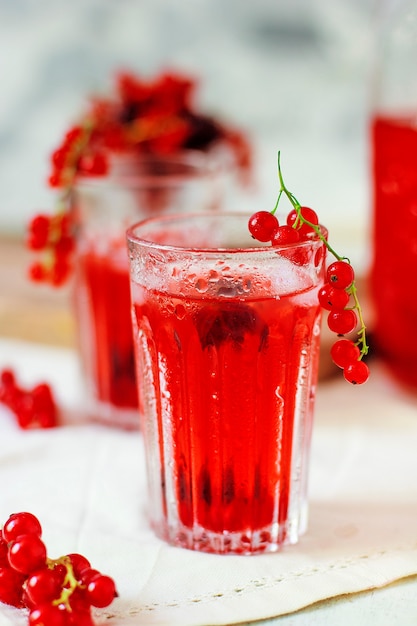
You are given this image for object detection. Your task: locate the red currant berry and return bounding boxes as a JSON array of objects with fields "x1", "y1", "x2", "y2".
[
  {"x1": 0, "y1": 566, "x2": 26, "y2": 607},
  {"x1": 50, "y1": 258, "x2": 71, "y2": 287},
  {"x1": 1, "y1": 369, "x2": 16, "y2": 388},
  {"x1": 0, "y1": 532, "x2": 8, "y2": 567},
  {"x1": 79, "y1": 567, "x2": 101, "y2": 586},
  {"x1": 67, "y1": 553, "x2": 91, "y2": 579},
  {"x1": 54, "y1": 234, "x2": 75, "y2": 258},
  {"x1": 271, "y1": 225, "x2": 301, "y2": 246},
  {"x1": 86, "y1": 574, "x2": 117, "y2": 608},
  {"x1": 64, "y1": 125, "x2": 83, "y2": 145},
  {"x1": 27, "y1": 214, "x2": 51, "y2": 251},
  {"x1": 31, "y1": 384, "x2": 54, "y2": 411},
  {"x1": 47, "y1": 172, "x2": 63, "y2": 188},
  {"x1": 3, "y1": 512, "x2": 42, "y2": 542},
  {"x1": 15, "y1": 392, "x2": 36, "y2": 429},
  {"x1": 330, "y1": 339, "x2": 361, "y2": 369},
  {"x1": 8, "y1": 534, "x2": 47, "y2": 574},
  {"x1": 26, "y1": 568, "x2": 62, "y2": 605},
  {"x1": 326, "y1": 260, "x2": 355, "y2": 289},
  {"x1": 286, "y1": 206, "x2": 319, "y2": 235},
  {"x1": 318, "y1": 284, "x2": 350, "y2": 311},
  {"x1": 77, "y1": 151, "x2": 108, "y2": 176},
  {"x1": 327, "y1": 309, "x2": 358, "y2": 335},
  {"x1": 29, "y1": 603, "x2": 68, "y2": 626},
  {"x1": 28, "y1": 262, "x2": 48, "y2": 283},
  {"x1": 51, "y1": 147, "x2": 69, "y2": 170},
  {"x1": 66, "y1": 607, "x2": 94, "y2": 626},
  {"x1": 248, "y1": 211, "x2": 279, "y2": 242},
  {"x1": 343, "y1": 360, "x2": 370, "y2": 385}
]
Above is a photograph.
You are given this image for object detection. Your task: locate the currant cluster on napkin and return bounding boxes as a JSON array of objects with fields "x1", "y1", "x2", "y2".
[{"x1": 0, "y1": 512, "x2": 117, "y2": 625}]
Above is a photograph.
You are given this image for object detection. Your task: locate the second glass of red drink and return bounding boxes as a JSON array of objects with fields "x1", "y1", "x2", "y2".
[{"x1": 71, "y1": 152, "x2": 220, "y2": 429}]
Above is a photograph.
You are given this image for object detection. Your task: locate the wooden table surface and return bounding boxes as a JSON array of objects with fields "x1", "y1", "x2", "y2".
[{"x1": 0, "y1": 236, "x2": 75, "y2": 348}]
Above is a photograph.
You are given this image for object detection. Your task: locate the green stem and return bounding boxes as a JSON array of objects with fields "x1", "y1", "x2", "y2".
[
  {"x1": 49, "y1": 556, "x2": 79, "y2": 610},
  {"x1": 273, "y1": 150, "x2": 368, "y2": 360}
]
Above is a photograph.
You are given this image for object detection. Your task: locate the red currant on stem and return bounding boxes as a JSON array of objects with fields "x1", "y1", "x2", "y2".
[
  {"x1": 0, "y1": 511, "x2": 118, "y2": 624},
  {"x1": 86, "y1": 574, "x2": 118, "y2": 608},
  {"x1": 287, "y1": 206, "x2": 319, "y2": 234},
  {"x1": 248, "y1": 211, "x2": 279, "y2": 242},
  {"x1": 29, "y1": 604, "x2": 67, "y2": 626},
  {"x1": 271, "y1": 224, "x2": 300, "y2": 245},
  {"x1": 247, "y1": 150, "x2": 370, "y2": 384},
  {"x1": 327, "y1": 260, "x2": 355, "y2": 289},
  {"x1": 2, "y1": 512, "x2": 42, "y2": 542},
  {"x1": 8, "y1": 535, "x2": 47, "y2": 574},
  {"x1": 318, "y1": 283, "x2": 350, "y2": 311},
  {"x1": 330, "y1": 339, "x2": 360, "y2": 369},
  {"x1": 0, "y1": 567, "x2": 26, "y2": 607},
  {"x1": 26, "y1": 568, "x2": 62, "y2": 605},
  {"x1": 344, "y1": 360, "x2": 370, "y2": 385},
  {"x1": 327, "y1": 309, "x2": 358, "y2": 335}
]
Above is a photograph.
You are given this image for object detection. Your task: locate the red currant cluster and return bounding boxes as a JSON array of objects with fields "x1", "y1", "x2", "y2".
[
  {"x1": 0, "y1": 512, "x2": 117, "y2": 626},
  {"x1": 27, "y1": 70, "x2": 252, "y2": 288},
  {"x1": 0, "y1": 369, "x2": 58, "y2": 429},
  {"x1": 48, "y1": 124, "x2": 107, "y2": 190},
  {"x1": 27, "y1": 122, "x2": 109, "y2": 286},
  {"x1": 248, "y1": 152, "x2": 369, "y2": 385},
  {"x1": 319, "y1": 262, "x2": 369, "y2": 384},
  {"x1": 27, "y1": 211, "x2": 75, "y2": 287},
  {"x1": 248, "y1": 205, "x2": 319, "y2": 245}
]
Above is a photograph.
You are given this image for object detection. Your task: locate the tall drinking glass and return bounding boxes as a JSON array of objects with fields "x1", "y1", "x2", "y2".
[
  {"x1": 71, "y1": 153, "x2": 220, "y2": 429},
  {"x1": 127, "y1": 212, "x2": 326, "y2": 554},
  {"x1": 370, "y1": 0, "x2": 417, "y2": 389}
]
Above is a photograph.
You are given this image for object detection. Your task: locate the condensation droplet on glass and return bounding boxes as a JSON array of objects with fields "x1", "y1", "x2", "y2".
[
  {"x1": 208, "y1": 270, "x2": 219, "y2": 281},
  {"x1": 195, "y1": 278, "x2": 208, "y2": 292},
  {"x1": 242, "y1": 277, "x2": 252, "y2": 292}
]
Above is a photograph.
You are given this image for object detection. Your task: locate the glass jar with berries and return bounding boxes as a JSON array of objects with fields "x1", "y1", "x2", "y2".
[
  {"x1": 370, "y1": 0, "x2": 417, "y2": 389},
  {"x1": 26, "y1": 70, "x2": 252, "y2": 429}
]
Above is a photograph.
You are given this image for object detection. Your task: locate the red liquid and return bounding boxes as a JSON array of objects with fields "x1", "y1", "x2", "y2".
[
  {"x1": 133, "y1": 285, "x2": 321, "y2": 553},
  {"x1": 371, "y1": 115, "x2": 417, "y2": 388},
  {"x1": 74, "y1": 243, "x2": 138, "y2": 414}
]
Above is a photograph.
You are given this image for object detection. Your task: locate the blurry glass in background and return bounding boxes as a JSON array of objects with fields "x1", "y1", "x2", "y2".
[{"x1": 370, "y1": 0, "x2": 417, "y2": 390}]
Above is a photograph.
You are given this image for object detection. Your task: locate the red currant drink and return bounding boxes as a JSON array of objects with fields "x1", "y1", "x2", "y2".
[
  {"x1": 73, "y1": 238, "x2": 137, "y2": 414},
  {"x1": 127, "y1": 213, "x2": 326, "y2": 554},
  {"x1": 71, "y1": 153, "x2": 218, "y2": 429},
  {"x1": 371, "y1": 115, "x2": 417, "y2": 388}
]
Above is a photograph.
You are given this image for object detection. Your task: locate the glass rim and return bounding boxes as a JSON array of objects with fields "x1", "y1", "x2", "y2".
[
  {"x1": 126, "y1": 211, "x2": 328, "y2": 255},
  {"x1": 73, "y1": 150, "x2": 216, "y2": 191}
]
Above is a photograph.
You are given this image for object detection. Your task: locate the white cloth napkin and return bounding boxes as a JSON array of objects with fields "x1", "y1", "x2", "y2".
[{"x1": 0, "y1": 338, "x2": 417, "y2": 626}]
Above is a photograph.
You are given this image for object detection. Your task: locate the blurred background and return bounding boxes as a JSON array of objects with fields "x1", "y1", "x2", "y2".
[{"x1": 0, "y1": 0, "x2": 376, "y2": 269}]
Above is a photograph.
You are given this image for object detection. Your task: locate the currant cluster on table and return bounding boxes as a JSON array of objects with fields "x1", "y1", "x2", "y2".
[
  {"x1": 0, "y1": 512, "x2": 117, "y2": 626},
  {"x1": 248, "y1": 207, "x2": 369, "y2": 385},
  {"x1": 0, "y1": 369, "x2": 58, "y2": 429}
]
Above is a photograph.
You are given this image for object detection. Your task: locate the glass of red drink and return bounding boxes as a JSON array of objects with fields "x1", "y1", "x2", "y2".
[
  {"x1": 127, "y1": 212, "x2": 326, "y2": 554},
  {"x1": 71, "y1": 152, "x2": 220, "y2": 429},
  {"x1": 371, "y1": 116, "x2": 417, "y2": 388}
]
